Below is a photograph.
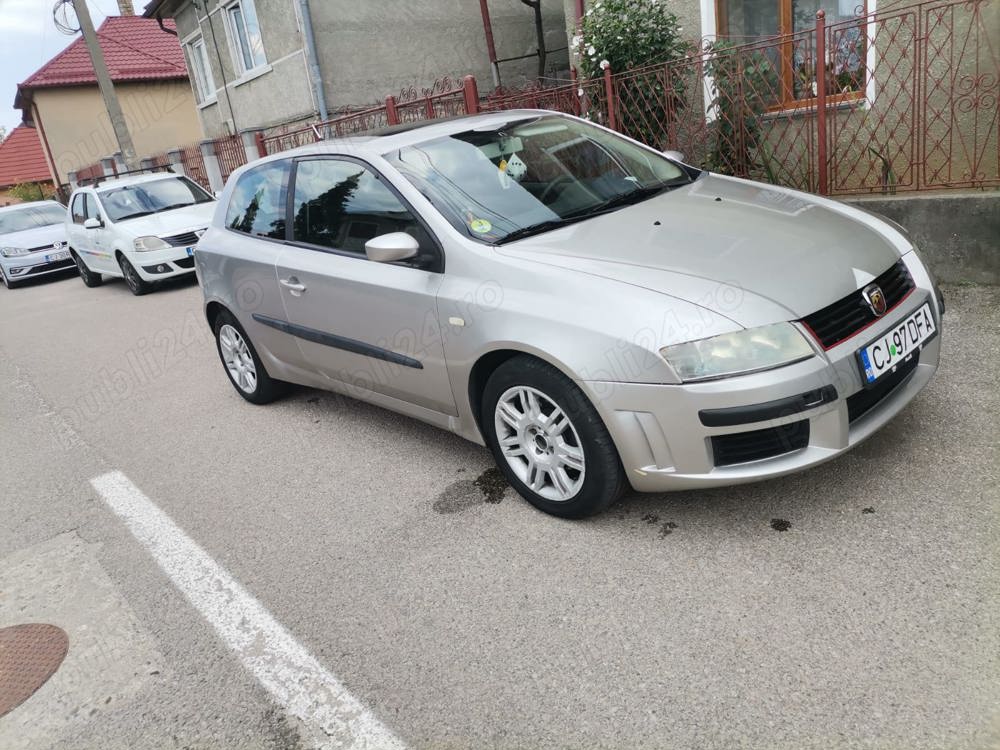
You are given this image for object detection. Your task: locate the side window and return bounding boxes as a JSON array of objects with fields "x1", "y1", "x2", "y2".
[
  {"x1": 290, "y1": 158, "x2": 433, "y2": 256},
  {"x1": 71, "y1": 194, "x2": 87, "y2": 224},
  {"x1": 225, "y1": 161, "x2": 289, "y2": 239},
  {"x1": 84, "y1": 194, "x2": 101, "y2": 222}
]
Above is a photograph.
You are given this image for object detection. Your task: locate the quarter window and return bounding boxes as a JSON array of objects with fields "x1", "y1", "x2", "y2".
[
  {"x1": 290, "y1": 159, "x2": 432, "y2": 256},
  {"x1": 226, "y1": 162, "x2": 288, "y2": 239},
  {"x1": 225, "y1": 0, "x2": 267, "y2": 74}
]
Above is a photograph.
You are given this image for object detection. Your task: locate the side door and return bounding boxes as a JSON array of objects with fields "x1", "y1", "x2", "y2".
[
  {"x1": 214, "y1": 160, "x2": 310, "y2": 372},
  {"x1": 275, "y1": 155, "x2": 455, "y2": 416},
  {"x1": 82, "y1": 192, "x2": 114, "y2": 273},
  {"x1": 68, "y1": 193, "x2": 89, "y2": 259}
]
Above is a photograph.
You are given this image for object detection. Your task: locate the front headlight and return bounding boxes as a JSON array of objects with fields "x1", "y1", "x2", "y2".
[
  {"x1": 660, "y1": 322, "x2": 815, "y2": 382},
  {"x1": 133, "y1": 236, "x2": 170, "y2": 252},
  {"x1": 0, "y1": 246, "x2": 29, "y2": 257}
]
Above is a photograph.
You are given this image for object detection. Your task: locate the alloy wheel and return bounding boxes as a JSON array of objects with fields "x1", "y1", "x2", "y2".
[
  {"x1": 219, "y1": 324, "x2": 258, "y2": 394},
  {"x1": 494, "y1": 385, "x2": 585, "y2": 502}
]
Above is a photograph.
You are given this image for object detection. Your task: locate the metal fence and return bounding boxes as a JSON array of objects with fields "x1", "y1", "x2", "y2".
[
  {"x1": 66, "y1": 0, "x2": 995, "y2": 199},
  {"x1": 489, "y1": 0, "x2": 997, "y2": 196}
]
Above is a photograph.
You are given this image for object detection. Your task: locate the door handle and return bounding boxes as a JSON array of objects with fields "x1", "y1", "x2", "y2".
[{"x1": 280, "y1": 277, "x2": 306, "y2": 294}]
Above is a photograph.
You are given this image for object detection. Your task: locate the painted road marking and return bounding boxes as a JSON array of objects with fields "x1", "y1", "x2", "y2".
[{"x1": 90, "y1": 470, "x2": 406, "y2": 750}]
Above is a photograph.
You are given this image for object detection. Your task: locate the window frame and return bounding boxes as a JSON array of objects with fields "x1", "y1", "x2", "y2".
[
  {"x1": 223, "y1": 0, "x2": 267, "y2": 77},
  {"x1": 712, "y1": 0, "x2": 870, "y2": 112},
  {"x1": 224, "y1": 160, "x2": 291, "y2": 241},
  {"x1": 186, "y1": 36, "x2": 217, "y2": 105},
  {"x1": 285, "y1": 155, "x2": 444, "y2": 273}
]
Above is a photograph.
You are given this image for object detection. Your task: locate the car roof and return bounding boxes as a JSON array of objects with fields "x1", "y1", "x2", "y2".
[
  {"x1": 275, "y1": 109, "x2": 553, "y2": 161},
  {"x1": 91, "y1": 172, "x2": 185, "y2": 192},
  {"x1": 0, "y1": 200, "x2": 63, "y2": 214}
]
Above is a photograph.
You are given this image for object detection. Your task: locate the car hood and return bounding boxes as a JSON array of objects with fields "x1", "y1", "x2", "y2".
[
  {"x1": 114, "y1": 202, "x2": 216, "y2": 239},
  {"x1": 1, "y1": 223, "x2": 67, "y2": 250},
  {"x1": 498, "y1": 174, "x2": 904, "y2": 326}
]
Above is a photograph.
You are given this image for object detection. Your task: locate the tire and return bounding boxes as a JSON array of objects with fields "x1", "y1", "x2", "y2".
[
  {"x1": 481, "y1": 355, "x2": 627, "y2": 518},
  {"x1": 118, "y1": 254, "x2": 152, "y2": 296},
  {"x1": 213, "y1": 309, "x2": 287, "y2": 404},
  {"x1": 0, "y1": 267, "x2": 19, "y2": 289},
  {"x1": 72, "y1": 251, "x2": 103, "y2": 288}
]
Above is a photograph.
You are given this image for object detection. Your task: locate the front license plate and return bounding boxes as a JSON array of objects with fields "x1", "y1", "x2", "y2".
[
  {"x1": 857, "y1": 302, "x2": 936, "y2": 385},
  {"x1": 45, "y1": 250, "x2": 70, "y2": 263},
  {"x1": 185, "y1": 246, "x2": 195, "y2": 256}
]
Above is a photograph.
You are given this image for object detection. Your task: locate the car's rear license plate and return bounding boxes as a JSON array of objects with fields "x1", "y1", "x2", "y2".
[
  {"x1": 45, "y1": 250, "x2": 70, "y2": 263},
  {"x1": 857, "y1": 302, "x2": 936, "y2": 385},
  {"x1": 185, "y1": 247, "x2": 195, "y2": 256}
]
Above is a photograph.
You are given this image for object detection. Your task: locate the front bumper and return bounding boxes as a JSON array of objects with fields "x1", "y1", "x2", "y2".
[
  {"x1": 1, "y1": 251, "x2": 75, "y2": 281},
  {"x1": 129, "y1": 246, "x2": 197, "y2": 281},
  {"x1": 585, "y1": 256, "x2": 942, "y2": 493}
]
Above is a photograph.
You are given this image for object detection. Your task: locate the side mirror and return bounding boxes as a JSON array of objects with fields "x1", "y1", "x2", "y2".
[
  {"x1": 214, "y1": 190, "x2": 222, "y2": 199},
  {"x1": 365, "y1": 232, "x2": 419, "y2": 263},
  {"x1": 83, "y1": 217, "x2": 102, "y2": 229},
  {"x1": 663, "y1": 150, "x2": 685, "y2": 163}
]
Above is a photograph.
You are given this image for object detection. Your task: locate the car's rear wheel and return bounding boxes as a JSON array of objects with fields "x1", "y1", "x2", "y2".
[
  {"x1": 73, "y1": 251, "x2": 102, "y2": 288},
  {"x1": 481, "y1": 355, "x2": 627, "y2": 518},
  {"x1": 118, "y1": 254, "x2": 152, "y2": 296},
  {"x1": 214, "y1": 310, "x2": 287, "y2": 404}
]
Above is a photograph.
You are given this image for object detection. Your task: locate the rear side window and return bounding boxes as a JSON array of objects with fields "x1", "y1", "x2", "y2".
[
  {"x1": 71, "y1": 194, "x2": 87, "y2": 224},
  {"x1": 225, "y1": 162, "x2": 289, "y2": 239},
  {"x1": 290, "y1": 158, "x2": 432, "y2": 255}
]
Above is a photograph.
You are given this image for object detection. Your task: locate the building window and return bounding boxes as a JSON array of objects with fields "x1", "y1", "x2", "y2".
[
  {"x1": 187, "y1": 37, "x2": 216, "y2": 104},
  {"x1": 225, "y1": 0, "x2": 267, "y2": 75},
  {"x1": 717, "y1": 0, "x2": 867, "y2": 108}
]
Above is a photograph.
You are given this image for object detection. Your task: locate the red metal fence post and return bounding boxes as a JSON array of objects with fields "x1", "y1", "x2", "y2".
[
  {"x1": 385, "y1": 95, "x2": 400, "y2": 126},
  {"x1": 815, "y1": 10, "x2": 828, "y2": 195},
  {"x1": 254, "y1": 131, "x2": 267, "y2": 158},
  {"x1": 462, "y1": 75, "x2": 480, "y2": 115},
  {"x1": 603, "y1": 65, "x2": 617, "y2": 130}
]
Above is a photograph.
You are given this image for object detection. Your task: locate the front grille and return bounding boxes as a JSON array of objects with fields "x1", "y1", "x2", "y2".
[
  {"x1": 26, "y1": 258, "x2": 75, "y2": 275},
  {"x1": 160, "y1": 230, "x2": 202, "y2": 247},
  {"x1": 711, "y1": 419, "x2": 810, "y2": 467},
  {"x1": 801, "y1": 260, "x2": 914, "y2": 349},
  {"x1": 847, "y1": 353, "x2": 920, "y2": 423},
  {"x1": 173, "y1": 256, "x2": 195, "y2": 269}
]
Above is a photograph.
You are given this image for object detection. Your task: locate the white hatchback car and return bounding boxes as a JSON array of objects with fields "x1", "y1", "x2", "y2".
[
  {"x1": 67, "y1": 171, "x2": 216, "y2": 295},
  {"x1": 0, "y1": 201, "x2": 73, "y2": 288}
]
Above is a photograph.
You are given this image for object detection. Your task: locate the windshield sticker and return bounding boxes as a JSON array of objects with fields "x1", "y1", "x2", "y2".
[{"x1": 469, "y1": 217, "x2": 493, "y2": 234}]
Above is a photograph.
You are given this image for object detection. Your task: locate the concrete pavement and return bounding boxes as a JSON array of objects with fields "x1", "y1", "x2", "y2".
[{"x1": 1, "y1": 270, "x2": 997, "y2": 749}]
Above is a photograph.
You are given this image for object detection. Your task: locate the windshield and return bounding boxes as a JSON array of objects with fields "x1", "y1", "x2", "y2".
[
  {"x1": 99, "y1": 176, "x2": 213, "y2": 222},
  {"x1": 385, "y1": 115, "x2": 691, "y2": 243},
  {"x1": 0, "y1": 204, "x2": 65, "y2": 234}
]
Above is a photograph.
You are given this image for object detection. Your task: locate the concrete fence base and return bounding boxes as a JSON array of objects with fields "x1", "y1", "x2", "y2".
[{"x1": 842, "y1": 191, "x2": 999, "y2": 285}]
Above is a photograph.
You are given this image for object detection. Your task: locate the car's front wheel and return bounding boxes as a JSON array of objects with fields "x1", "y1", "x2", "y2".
[
  {"x1": 213, "y1": 310, "x2": 287, "y2": 404},
  {"x1": 73, "y1": 251, "x2": 102, "y2": 287},
  {"x1": 0, "y1": 267, "x2": 19, "y2": 289},
  {"x1": 118, "y1": 254, "x2": 152, "y2": 296},
  {"x1": 481, "y1": 355, "x2": 627, "y2": 518}
]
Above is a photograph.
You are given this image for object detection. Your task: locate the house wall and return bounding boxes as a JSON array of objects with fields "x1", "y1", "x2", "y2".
[
  {"x1": 172, "y1": 0, "x2": 315, "y2": 138},
  {"x1": 33, "y1": 81, "x2": 202, "y2": 184},
  {"x1": 169, "y1": 0, "x2": 569, "y2": 139}
]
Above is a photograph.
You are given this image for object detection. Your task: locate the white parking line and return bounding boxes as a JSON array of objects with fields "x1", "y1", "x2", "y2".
[{"x1": 90, "y1": 470, "x2": 406, "y2": 750}]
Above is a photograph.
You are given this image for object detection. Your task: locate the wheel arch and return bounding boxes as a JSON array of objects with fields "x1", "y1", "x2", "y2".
[{"x1": 466, "y1": 346, "x2": 583, "y2": 440}]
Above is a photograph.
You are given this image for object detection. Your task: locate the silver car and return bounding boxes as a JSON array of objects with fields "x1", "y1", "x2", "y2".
[
  {"x1": 0, "y1": 201, "x2": 73, "y2": 288},
  {"x1": 196, "y1": 111, "x2": 942, "y2": 518}
]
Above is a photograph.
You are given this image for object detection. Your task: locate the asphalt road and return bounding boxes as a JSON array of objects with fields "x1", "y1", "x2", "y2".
[{"x1": 1, "y1": 270, "x2": 997, "y2": 750}]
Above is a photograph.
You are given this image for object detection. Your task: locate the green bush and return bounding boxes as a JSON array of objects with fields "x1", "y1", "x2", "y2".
[{"x1": 572, "y1": 0, "x2": 694, "y2": 148}]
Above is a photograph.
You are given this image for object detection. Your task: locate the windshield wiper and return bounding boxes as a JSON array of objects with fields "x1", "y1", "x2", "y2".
[
  {"x1": 116, "y1": 210, "x2": 155, "y2": 221},
  {"x1": 494, "y1": 215, "x2": 596, "y2": 245},
  {"x1": 157, "y1": 202, "x2": 194, "y2": 212},
  {"x1": 495, "y1": 177, "x2": 692, "y2": 244}
]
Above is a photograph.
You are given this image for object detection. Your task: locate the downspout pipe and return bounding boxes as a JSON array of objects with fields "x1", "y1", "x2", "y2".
[{"x1": 296, "y1": 0, "x2": 328, "y2": 122}]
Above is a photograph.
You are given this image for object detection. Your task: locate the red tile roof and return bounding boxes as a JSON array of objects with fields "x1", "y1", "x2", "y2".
[
  {"x1": 18, "y1": 16, "x2": 186, "y2": 92},
  {"x1": 0, "y1": 125, "x2": 52, "y2": 188}
]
